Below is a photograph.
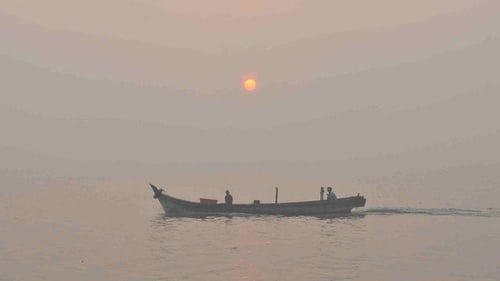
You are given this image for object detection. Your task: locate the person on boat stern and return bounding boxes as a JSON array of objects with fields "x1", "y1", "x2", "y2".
[
  {"x1": 225, "y1": 190, "x2": 233, "y2": 205},
  {"x1": 327, "y1": 186, "x2": 336, "y2": 200},
  {"x1": 320, "y1": 186, "x2": 325, "y2": 201}
]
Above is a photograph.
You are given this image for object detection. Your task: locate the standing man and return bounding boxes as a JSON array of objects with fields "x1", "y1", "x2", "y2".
[
  {"x1": 225, "y1": 190, "x2": 233, "y2": 205},
  {"x1": 320, "y1": 187, "x2": 325, "y2": 201}
]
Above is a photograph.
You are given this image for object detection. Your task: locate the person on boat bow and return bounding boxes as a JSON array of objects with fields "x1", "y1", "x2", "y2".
[
  {"x1": 327, "y1": 186, "x2": 336, "y2": 200},
  {"x1": 225, "y1": 190, "x2": 233, "y2": 205},
  {"x1": 320, "y1": 186, "x2": 325, "y2": 201}
]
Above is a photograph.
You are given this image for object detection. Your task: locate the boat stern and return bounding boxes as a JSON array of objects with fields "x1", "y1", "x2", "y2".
[{"x1": 353, "y1": 194, "x2": 367, "y2": 208}]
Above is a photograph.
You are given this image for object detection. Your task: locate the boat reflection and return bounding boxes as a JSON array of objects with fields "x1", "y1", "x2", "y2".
[{"x1": 148, "y1": 211, "x2": 366, "y2": 280}]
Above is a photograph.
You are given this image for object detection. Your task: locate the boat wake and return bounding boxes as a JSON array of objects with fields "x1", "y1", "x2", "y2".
[{"x1": 354, "y1": 207, "x2": 500, "y2": 217}]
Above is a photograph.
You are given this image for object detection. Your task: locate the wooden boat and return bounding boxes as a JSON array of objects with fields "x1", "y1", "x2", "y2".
[{"x1": 150, "y1": 184, "x2": 366, "y2": 216}]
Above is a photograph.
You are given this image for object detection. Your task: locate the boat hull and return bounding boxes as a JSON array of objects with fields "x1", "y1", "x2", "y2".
[{"x1": 150, "y1": 184, "x2": 366, "y2": 217}]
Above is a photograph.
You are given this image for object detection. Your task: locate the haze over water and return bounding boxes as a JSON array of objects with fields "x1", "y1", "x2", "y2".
[{"x1": 1, "y1": 1, "x2": 500, "y2": 280}]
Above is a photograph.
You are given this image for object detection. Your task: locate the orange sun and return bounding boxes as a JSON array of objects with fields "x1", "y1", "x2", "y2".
[{"x1": 243, "y1": 78, "x2": 257, "y2": 92}]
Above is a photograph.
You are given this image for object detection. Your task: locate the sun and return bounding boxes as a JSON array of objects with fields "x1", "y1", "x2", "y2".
[{"x1": 243, "y1": 78, "x2": 257, "y2": 92}]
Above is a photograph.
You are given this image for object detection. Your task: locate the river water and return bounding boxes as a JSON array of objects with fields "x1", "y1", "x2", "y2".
[{"x1": 1, "y1": 180, "x2": 499, "y2": 281}]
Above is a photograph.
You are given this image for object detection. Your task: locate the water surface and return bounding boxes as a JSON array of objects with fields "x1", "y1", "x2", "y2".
[{"x1": 1, "y1": 182, "x2": 499, "y2": 281}]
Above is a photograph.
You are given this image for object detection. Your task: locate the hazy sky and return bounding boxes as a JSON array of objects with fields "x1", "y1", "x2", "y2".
[
  {"x1": 2, "y1": 1, "x2": 498, "y2": 92},
  {"x1": 1, "y1": 1, "x2": 499, "y2": 189}
]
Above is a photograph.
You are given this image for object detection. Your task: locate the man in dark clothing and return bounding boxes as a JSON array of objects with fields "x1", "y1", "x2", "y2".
[{"x1": 225, "y1": 190, "x2": 233, "y2": 205}]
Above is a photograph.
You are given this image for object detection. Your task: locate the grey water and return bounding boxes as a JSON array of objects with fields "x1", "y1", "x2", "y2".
[{"x1": 1, "y1": 181, "x2": 499, "y2": 281}]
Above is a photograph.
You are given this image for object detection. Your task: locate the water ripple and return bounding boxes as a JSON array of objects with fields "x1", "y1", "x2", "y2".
[{"x1": 355, "y1": 207, "x2": 500, "y2": 217}]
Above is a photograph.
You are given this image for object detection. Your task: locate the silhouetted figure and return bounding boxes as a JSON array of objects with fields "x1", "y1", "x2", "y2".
[
  {"x1": 327, "y1": 186, "x2": 336, "y2": 200},
  {"x1": 225, "y1": 190, "x2": 233, "y2": 205},
  {"x1": 320, "y1": 187, "x2": 325, "y2": 201}
]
